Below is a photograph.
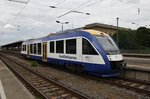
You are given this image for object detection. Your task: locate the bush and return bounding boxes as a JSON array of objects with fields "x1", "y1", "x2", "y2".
[{"x1": 31, "y1": 61, "x2": 38, "y2": 67}]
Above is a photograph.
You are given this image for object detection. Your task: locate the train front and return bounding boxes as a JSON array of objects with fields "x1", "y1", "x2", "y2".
[{"x1": 93, "y1": 31, "x2": 126, "y2": 77}]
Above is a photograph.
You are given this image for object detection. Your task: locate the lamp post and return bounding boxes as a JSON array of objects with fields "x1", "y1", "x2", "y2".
[
  {"x1": 56, "y1": 21, "x2": 69, "y2": 31},
  {"x1": 116, "y1": 17, "x2": 119, "y2": 46}
]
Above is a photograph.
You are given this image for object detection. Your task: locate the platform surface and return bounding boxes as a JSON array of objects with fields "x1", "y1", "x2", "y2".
[{"x1": 0, "y1": 60, "x2": 35, "y2": 99}]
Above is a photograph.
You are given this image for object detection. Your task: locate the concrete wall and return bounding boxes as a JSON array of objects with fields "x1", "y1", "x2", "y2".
[{"x1": 120, "y1": 68, "x2": 150, "y2": 83}]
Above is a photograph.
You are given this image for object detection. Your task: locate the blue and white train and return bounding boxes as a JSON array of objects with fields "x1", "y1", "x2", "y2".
[{"x1": 21, "y1": 29, "x2": 125, "y2": 77}]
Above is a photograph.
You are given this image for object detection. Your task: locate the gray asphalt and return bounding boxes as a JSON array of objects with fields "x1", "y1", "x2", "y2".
[{"x1": 124, "y1": 57, "x2": 150, "y2": 67}]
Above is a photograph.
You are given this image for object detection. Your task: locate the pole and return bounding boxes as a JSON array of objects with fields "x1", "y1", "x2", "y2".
[
  {"x1": 56, "y1": 21, "x2": 69, "y2": 31},
  {"x1": 116, "y1": 17, "x2": 119, "y2": 46}
]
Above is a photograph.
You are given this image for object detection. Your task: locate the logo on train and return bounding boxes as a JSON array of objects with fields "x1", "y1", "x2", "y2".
[{"x1": 59, "y1": 55, "x2": 77, "y2": 60}]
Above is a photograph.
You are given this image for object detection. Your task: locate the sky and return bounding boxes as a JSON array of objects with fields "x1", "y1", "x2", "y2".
[{"x1": 0, "y1": 0, "x2": 150, "y2": 45}]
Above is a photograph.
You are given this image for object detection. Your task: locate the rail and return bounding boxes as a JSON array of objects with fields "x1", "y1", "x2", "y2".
[
  {"x1": 0, "y1": 54, "x2": 89, "y2": 99},
  {"x1": 123, "y1": 53, "x2": 150, "y2": 58}
]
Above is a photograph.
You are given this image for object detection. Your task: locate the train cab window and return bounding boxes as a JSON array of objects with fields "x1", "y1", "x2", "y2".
[
  {"x1": 50, "y1": 41, "x2": 54, "y2": 53},
  {"x1": 56, "y1": 40, "x2": 64, "y2": 53},
  {"x1": 82, "y1": 38, "x2": 98, "y2": 55},
  {"x1": 33, "y1": 44, "x2": 37, "y2": 54},
  {"x1": 37, "y1": 43, "x2": 41, "y2": 55},
  {"x1": 30, "y1": 44, "x2": 33, "y2": 54},
  {"x1": 66, "y1": 39, "x2": 76, "y2": 54}
]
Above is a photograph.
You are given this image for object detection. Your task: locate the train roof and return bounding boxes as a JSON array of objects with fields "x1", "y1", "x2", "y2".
[{"x1": 22, "y1": 29, "x2": 108, "y2": 44}]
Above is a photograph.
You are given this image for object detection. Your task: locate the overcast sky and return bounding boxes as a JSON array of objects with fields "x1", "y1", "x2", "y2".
[{"x1": 0, "y1": 0, "x2": 150, "y2": 45}]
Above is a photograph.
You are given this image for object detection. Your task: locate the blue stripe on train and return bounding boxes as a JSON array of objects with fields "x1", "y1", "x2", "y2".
[{"x1": 22, "y1": 54, "x2": 119, "y2": 77}]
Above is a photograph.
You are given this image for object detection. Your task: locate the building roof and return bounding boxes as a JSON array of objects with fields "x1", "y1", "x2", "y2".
[
  {"x1": 1, "y1": 40, "x2": 23, "y2": 47},
  {"x1": 84, "y1": 23, "x2": 129, "y2": 30}
]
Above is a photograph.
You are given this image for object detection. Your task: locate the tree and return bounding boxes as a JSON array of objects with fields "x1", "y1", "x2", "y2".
[
  {"x1": 112, "y1": 29, "x2": 138, "y2": 49},
  {"x1": 136, "y1": 27, "x2": 150, "y2": 48}
]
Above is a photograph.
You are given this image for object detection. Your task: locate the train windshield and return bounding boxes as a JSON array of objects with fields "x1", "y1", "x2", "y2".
[{"x1": 95, "y1": 35, "x2": 120, "y2": 55}]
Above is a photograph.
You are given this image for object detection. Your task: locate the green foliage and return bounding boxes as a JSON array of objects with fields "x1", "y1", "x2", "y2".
[
  {"x1": 31, "y1": 61, "x2": 38, "y2": 67},
  {"x1": 113, "y1": 29, "x2": 138, "y2": 49},
  {"x1": 136, "y1": 27, "x2": 150, "y2": 47},
  {"x1": 112, "y1": 27, "x2": 150, "y2": 51}
]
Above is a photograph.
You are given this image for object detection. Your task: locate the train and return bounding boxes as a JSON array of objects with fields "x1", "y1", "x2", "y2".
[{"x1": 21, "y1": 29, "x2": 125, "y2": 77}]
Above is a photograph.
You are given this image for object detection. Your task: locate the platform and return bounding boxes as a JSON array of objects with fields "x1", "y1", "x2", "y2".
[{"x1": 0, "y1": 60, "x2": 34, "y2": 99}]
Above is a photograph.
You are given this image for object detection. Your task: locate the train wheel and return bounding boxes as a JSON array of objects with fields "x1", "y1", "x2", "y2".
[
  {"x1": 66, "y1": 63, "x2": 76, "y2": 72},
  {"x1": 77, "y1": 65, "x2": 84, "y2": 73}
]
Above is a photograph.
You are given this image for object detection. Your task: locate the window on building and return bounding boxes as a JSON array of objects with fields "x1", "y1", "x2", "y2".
[
  {"x1": 56, "y1": 40, "x2": 64, "y2": 53},
  {"x1": 37, "y1": 43, "x2": 41, "y2": 55},
  {"x1": 30, "y1": 44, "x2": 33, "y2": 54},
  {"x1": 33, "y1": 44, "x2": 37, "y2": 54},
  {"x1": 66, "y1": 39, "x2": 76, "y2": 54},
  {"x1": 82, "y1": 38, "x2": 98, "y2": 55}
]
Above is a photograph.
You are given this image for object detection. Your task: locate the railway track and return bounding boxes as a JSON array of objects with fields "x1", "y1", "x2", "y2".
[
  {"x1": 1, "y1": 51, "x2": 150, "y2": 97},
  {"x1": 0, "y1": 53, "x2": 89, "y2": 99},
  {"x1": 100, "y1": 77, "x2": 150, "y2": 96}
]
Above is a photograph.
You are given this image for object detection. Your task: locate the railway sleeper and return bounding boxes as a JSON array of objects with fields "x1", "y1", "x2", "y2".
[
  {"x1": 33, "y1": 83, "x2": 52, "y2": 88},
  {"x1": 38, "y1": 86, "x2": 56, "y2": 91},
  {"x1": 47, "y1": 91, "x2": 68, "y2": 98},
  {"x1": 31, "y1": 80, "x2": 48, "y2": 85},
  {"x1": 30, "y1": 79, "x2": 45, "y2": 83},
  {"x1": 36, "y1": 86, "x2": 52, "y2": 90},
  {"x1": 29, "y1": 78, "x2": 45, "y2": 82},
  {"x1": 42, "y1": 87, "x2": 60, "y2": 93},
  {"x1": 34, "y1": 83, "x2": 51, "y2": 87},
  {"x1": 44, "y1": 91, "x2": 65, "y2": 98},
  {"x1": 60, "y1": 93, "x2": 72, "y2": 98}
]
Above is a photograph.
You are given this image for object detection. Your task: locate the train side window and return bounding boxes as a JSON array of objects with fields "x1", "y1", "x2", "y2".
[
  {"x1": 33, "y1": 44, "x2": 37, "y2": 54},
  {"x1": 82, "y1": 38, "x2": 98, "y2": 55},
  {"x1": 66, "y1": 39, "x2": 76, "y2": 54},
  {"x1": 23, "y1": 45, "x2": 25, "y2": 51},
  {"x1": 24, "y1": 45, "x2": 26, "y2": 51},
  {"x1": 22, "y1": 45, "x2": 24, "y2": 51},
  {"x1": 56, "y1": 40, "x2": 64, "y2": 53},
  {"x1": 30, "y1": 44, "x2": 33, "y2": 54},
  {"x1": 50, "y1": 41, "x2": 54, "y2": 53},
  {"x1": 37, "y1": 43, "x2": 41, "y2": 55}
]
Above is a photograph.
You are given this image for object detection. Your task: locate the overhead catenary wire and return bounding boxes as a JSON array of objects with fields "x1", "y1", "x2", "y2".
[
  {"x1": 7, "y1": 0, "x2": 31, "y2": 24},
  {"x1": 76, "y1": 0, "x2": 105, "y2": 11},
  {"x1": 58, "y1": 0, "x2": 92, "y2": 18}
]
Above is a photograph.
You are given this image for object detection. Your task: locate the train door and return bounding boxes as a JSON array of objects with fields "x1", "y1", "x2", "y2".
[
  {"x1": 27, "y1": 45, "x2": 30, "y2": 58},
  {"x1": 42, "y1": 42, "x2": 47, "y2": 62}
]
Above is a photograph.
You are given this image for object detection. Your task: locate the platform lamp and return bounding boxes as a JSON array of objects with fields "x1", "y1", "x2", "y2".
[{"x1": 56, "y1": 21, "x2": 69, "y2": 31}]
